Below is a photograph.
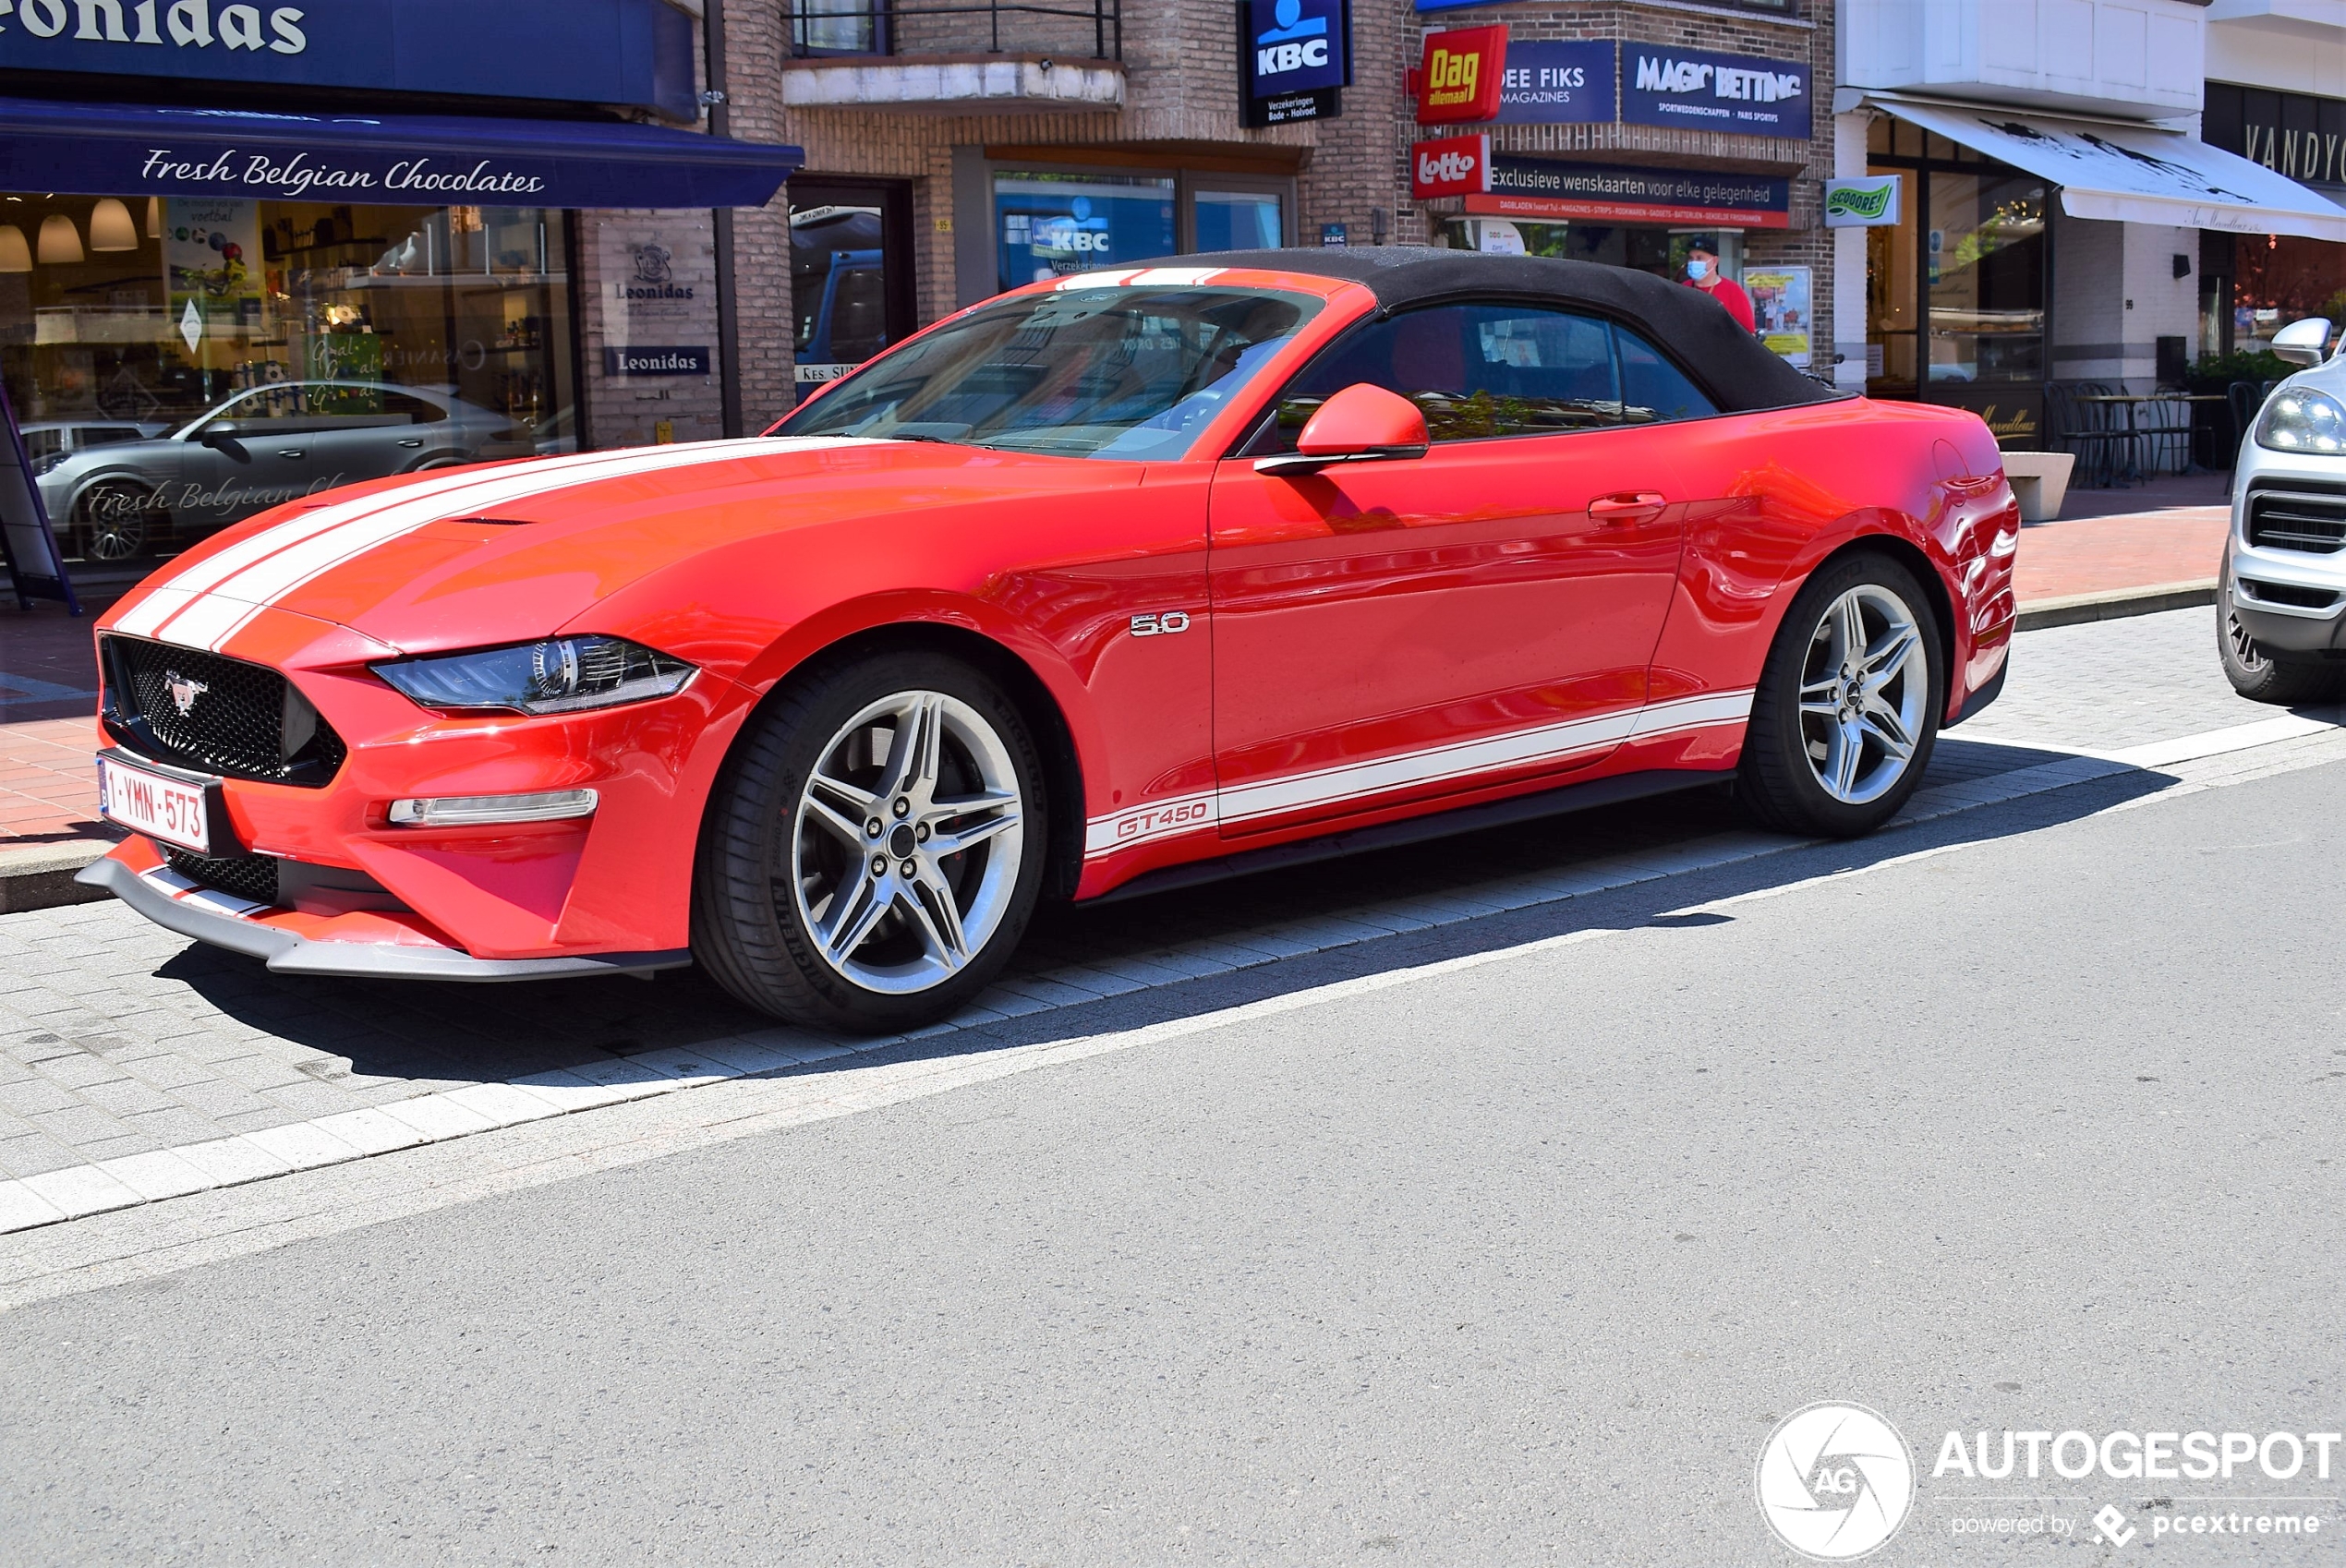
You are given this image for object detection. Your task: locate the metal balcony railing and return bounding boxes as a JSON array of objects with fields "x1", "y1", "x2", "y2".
[{"x1": 789, "y1": 0, "x2": 1122, "y2": 62}]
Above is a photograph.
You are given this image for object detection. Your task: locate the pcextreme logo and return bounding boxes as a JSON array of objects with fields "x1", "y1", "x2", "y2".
[{"x1": 1756, "y1": 1403, "x2": 1917, "y2": 1561}]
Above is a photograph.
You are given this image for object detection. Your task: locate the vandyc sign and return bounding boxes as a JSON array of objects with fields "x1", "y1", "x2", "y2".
[
  {"x1": 1410, "y1": 133, "x2": 1490, "y2": 200},
  {"x1": 1621, "y1": 45, "x2": 1809, "y2": 139}
]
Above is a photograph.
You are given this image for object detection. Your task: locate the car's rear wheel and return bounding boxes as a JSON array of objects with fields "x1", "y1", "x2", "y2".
[
  {"x1": 694, "y1": 650, "x2": 1047, "y2": 1031},
  {"x1": 73, "y1": 482, "x2": 153, "y2": 563},
  {"x1": 1738, "y1": 552, "x2": 1944, "y2": 838},
  {"x1": 2218, "y1": 561, "x2": 2342, "y2": 706}
]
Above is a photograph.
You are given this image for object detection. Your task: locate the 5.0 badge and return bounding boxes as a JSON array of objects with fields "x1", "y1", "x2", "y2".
[{"x1": 1129, "y1": 611, "x2": 1192, "y2": 637}]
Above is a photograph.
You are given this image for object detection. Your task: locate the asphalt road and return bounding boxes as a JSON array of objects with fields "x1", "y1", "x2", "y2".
[{"x1": 1, "y1": 739, "x2": 2340, "y2": 1564}]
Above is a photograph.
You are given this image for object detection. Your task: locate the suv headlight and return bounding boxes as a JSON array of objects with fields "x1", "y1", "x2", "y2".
[
  {"x1": 375, "y1": 635, "x2": 695, "y2": 716},
  {"x1": 2255, "y1": 387, "x2": 2346, "y2": 454}
]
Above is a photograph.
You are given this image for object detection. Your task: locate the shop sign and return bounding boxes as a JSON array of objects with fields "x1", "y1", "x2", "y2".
[
  {"x1": 1495, "y1": 41, "x2": 1614, "y2": 126},
  {"x1": 598, "y1": 221, "x2": 712, "y2": 369},
  {"x1": 1240, "y1": 0, "x2": 1348, "y2": 128},
  {"x1": 0, "y1": 0, "x2": 698, "y2": 121},
  {"x1": 1469, "y1": 156, "x2": 1791, "y2": 228},
  {"x1": 1410, "y1": 134, "x2": 1492, "y2": 200},
  {"x1": 1929, "y1": 386, "x2": 2045, "y2": 451},
  {"x1": 1823, "y1": 175, "x2": 1903, "y2": 227},
  {"x1": 1415, "y1": 25, "x2": 1506, "y2": 126},
  {"x1": 604, "y1": 346, "x2": 710, "y2": 378},
  {"x1": 1621, "y1": 46, "x2": 1809, "y2": 140},
  {"x1": 1745, "y1": 264, "x2": 1811, "y2": 367}
]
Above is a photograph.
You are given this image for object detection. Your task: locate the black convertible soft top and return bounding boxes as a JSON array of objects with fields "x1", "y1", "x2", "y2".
[{"x1": 1194, "y1": 246, "x2": 1846, "y2": 415}]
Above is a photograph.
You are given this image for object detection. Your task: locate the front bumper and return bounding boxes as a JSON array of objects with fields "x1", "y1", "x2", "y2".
[
  {"x1": 2227, "y1": 446, "x2": 2346, "y2": 658},
  {"x1": 79, "y1": 836, "x2": 689, "y2": 981}
]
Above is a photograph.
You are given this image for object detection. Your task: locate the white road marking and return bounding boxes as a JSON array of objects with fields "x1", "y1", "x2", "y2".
[{"x1": 2, "y1": 710, "x2": 2343, "y2": 1303}]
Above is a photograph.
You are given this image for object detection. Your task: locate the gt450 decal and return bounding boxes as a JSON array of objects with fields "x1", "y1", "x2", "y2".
[
  {"x1": 1130, "y1": 611, "x2": 1192, "y2": 636},
  {"x1": 1084, "y1": 792, "x2": 1218, "y2": 854}
]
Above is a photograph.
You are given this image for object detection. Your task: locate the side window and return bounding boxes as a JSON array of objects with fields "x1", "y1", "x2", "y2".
[
  {"x1": 1614, "y1": 327, "x2": 1718, "y2": 425},
  {"x1": 1254, "y1": 301, "x2": 1626, "y2": 451},
  {"x1": 378, "y1": 392, "x2": 448, "y2": 426}
]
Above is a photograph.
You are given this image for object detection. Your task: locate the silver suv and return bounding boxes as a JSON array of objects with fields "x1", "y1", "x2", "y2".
[{"x1": 2222, "y1": 317, "x2": 2346, "y2": 705}]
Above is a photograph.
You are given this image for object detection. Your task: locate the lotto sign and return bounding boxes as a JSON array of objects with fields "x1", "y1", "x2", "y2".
[
  {"x1": 1410, "y1": 134, "x2": 1491, "y2": 199},
  {"x1": 1415, "y1": 25, "x2": 1506, "y2": 125}
]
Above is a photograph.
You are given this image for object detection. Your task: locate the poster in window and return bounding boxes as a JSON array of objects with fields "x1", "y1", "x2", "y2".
[
  {"x1": 163, "y1": 198, "x2": 264, "y2": 364},
  {"x1": 1745, "y1": 265, "x2": 1811, "y2": 367}
]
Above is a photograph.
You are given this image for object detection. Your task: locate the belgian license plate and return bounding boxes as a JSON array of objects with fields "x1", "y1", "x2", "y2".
[{"x1": 97, "y1": 755, "x2": 212, "y2": 854}]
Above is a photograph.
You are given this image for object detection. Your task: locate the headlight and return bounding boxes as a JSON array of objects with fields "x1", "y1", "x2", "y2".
[
  {"x1": 2255, "y1": 387, "x2": 2346, "y2": 454},
  {"x1": 374, "y1": 635, "x2": 695, "y2": 716}
]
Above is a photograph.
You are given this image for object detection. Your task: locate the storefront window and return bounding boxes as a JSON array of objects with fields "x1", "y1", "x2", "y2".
[
  {"x1": 1433, "y1": 218, "x2": 1743, "y2": 284},
  {"x1": 2231, "y1": 233, "x2": 2346, "y2": 353},
  {"x1": 994, "y1": 173, "x2": 1177, "y2": 291},
  {"x1": 791, "y1": 182, "x2": 914, "y2": 395},
  {"x1": 1194, "y1": 190, "x2": 1284, "y2": 251},
  {"x1": 4, "y1": 193, "x2": 573, "y2": 561},
  {"x1": 1924, "y1": 173, "x2": 2046, "y2": 383}
]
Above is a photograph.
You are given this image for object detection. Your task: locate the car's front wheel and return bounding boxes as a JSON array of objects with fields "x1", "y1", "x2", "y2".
[
  {"x1": 1738, "y1": 552, "x2": 1945, "y2": 837},
  {"x1": 72, "y1": 482, "x2": 154, "y2": 563},
  {"x1": 2218, "y1": 560, "x2": 2342, "y2": 706},
  {"x1": 694, "y1": 650, "x2": 1047, "y2": 1031}
]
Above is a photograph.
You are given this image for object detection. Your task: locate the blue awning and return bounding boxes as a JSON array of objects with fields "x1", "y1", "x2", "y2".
[{"x1": 0, "y1": 97, "x2": 801, "y2": 211}]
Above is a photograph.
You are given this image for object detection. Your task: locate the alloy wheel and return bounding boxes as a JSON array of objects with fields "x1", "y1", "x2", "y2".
[
  {"x1": 77, "y1": 486, "x2": 150, "y2": 562},
  {"x1": 787, "y1": 689, "x2": 1025, "y2": 995},
  {"x1": 1796, "y1": 584, "x2": 1929, "y2": 806}
]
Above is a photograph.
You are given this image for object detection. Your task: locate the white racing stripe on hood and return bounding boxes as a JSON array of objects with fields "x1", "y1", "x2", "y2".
[{"x1": 138, "y1": 440, "x2": 854, "y2": 652}]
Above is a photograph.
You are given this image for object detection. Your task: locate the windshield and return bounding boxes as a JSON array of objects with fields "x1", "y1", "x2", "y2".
[{"x1": 774, "y1": 283, "x2": 1324, "y2": 461}]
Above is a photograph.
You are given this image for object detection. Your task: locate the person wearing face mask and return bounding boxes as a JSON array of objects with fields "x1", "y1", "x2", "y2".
[{"x1": 1680, "y1": 238, "x2": 1756, "y2": 333}]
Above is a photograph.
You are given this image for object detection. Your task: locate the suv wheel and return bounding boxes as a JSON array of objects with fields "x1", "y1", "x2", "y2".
[
  {"x1": 2218, "y1": 560, "x2": 2342, "y2": 706},
  {"x1": 74, "y1": 482, "x2": 152, "y2": 563},
  {"x1": 694, "y1": 650, "x2": 1046, "y2": 1031}
]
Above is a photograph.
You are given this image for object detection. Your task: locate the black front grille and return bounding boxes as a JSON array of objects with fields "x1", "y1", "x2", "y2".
[
  {"x1": 2247, "y1": 484, "x2": 2346, "y2": 555},
  {"x1": 163, "y1": 849, "x2": 281, "y2": 907},
  {"x1": 100, "y1": 637, "x2": 345, "y2": 786}
]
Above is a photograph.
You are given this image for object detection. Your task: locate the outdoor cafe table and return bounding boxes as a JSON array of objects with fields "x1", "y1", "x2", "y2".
[{"x1": 2075, "y1": 392, "x2": 2231, "y2": 483}]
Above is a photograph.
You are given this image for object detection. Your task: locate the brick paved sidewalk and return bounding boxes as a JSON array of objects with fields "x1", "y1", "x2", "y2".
[{"x1": 0, "y1": 595, "x2": 115, "y2": 864}]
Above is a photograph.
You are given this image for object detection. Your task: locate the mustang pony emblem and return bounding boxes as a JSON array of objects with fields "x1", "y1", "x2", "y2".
[{"x1": 163, "y1": 669, "x2": 209, "y2": 718}]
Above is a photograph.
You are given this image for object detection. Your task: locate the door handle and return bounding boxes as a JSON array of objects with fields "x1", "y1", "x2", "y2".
[
  {"x1": 395, "y1": 438, "x2": 424, "y2": 448},
  {"x1": 1589, "y1": 491, "x2": 1666, "y2": 525},
  {"x1": 274, "y1": 449, "x2": 306, "y2": 459}
]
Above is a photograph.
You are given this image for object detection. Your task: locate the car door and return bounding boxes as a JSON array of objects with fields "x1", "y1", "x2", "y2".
[
  {"x1": 1206, "y1": 300, "x2": 1697, "y2": 838},
  {"x1": 267, "y1": 382, "x2": 436, "y2": 501}
]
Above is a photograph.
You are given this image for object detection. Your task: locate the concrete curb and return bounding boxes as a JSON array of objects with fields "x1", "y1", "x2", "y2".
[
  {"x1": 0, "y1": 839, "x2": 115, "y2": 915},
  {"x1": 2015, "y1": 581, "x2": 2217, "y2": 633}
]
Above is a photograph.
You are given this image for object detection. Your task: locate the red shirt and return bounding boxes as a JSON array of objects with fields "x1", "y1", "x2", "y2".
[{"x1": 1684, "y1": 273, "x2": 1756, "y2": 333}]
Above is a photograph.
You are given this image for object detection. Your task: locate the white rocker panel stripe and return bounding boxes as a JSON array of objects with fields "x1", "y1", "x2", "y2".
[{"x1": 1082, "y1": 689, "x2": 1755, "y2": 860}]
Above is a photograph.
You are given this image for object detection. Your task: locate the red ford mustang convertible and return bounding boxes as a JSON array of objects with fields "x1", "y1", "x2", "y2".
[{"x1": 83, "y1": 249, "x2": 2018, "y2": 1029}]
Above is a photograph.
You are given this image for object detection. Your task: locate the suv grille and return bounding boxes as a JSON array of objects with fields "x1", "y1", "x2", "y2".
[
  {"x1": 2246, "y1": 483, "x2": 2346, "y2": 555},
  {"x1": 164, "y1": 849, "x2": 281, "y2": 907},
  {"x1": 100, "y1": 637, "x2": 345, "y2": 786}
]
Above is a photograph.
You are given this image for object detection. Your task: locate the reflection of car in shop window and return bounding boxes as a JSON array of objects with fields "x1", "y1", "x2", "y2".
[
  {"x1": 33, "y1": 380, "x2": 522, "y2": 563},
  {"x1": 19, "y1": 419, "x2": 172, "y2": 475}
]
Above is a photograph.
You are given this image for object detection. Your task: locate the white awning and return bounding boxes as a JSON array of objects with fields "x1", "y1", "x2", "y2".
[{"x1": 1854, "y1": 92, "x2": 2346, "y2": 243}]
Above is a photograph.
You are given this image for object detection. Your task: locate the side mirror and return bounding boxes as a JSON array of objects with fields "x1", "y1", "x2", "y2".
[
  {"x1": 1253, "y1": 383, "x2": 1431, "y2": 476},
  {"x1": 198, "y1": 422, "x2": 240, "y2": 448},
  {"x1": 2271, "y1": 317, "x2": 2334, "y2": 367}
]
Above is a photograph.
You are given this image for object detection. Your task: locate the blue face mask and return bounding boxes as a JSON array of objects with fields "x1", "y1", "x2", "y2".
[{"x1": 1686, "y1": 257, "x2": 1711, "y2": 281}]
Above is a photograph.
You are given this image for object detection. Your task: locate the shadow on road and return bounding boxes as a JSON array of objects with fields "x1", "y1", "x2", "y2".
[{"x1": 145, "y1": 733, "x2": 2192, "y2": 1108}]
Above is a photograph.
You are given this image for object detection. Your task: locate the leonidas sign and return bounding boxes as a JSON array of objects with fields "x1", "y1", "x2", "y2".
[
  {"x1": 1410, "y1": 134, "x2": 1492, "y2": 200},
  {"x1": 1416, "y1": 25, "x2": 1506, "y2": 126}
]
